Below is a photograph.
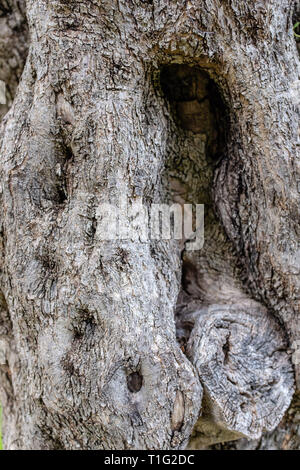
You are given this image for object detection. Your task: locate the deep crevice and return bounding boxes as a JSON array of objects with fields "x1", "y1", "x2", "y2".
[
  {"x1": 158, "y1": 64, "x2": 239, "y2": 350},
  {"x1": 160, "y1": 65, "x2": 228, "y2": 162},
  {"x1": 127, "y1": 372, "x2": 143, "y2": 393}
]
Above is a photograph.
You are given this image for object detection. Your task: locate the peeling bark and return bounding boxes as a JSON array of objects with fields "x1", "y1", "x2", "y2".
[{"x1": 0, "y1": 0, "x2": 298, "y2": 450}]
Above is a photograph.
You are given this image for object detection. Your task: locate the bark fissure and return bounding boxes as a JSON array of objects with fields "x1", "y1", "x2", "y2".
[{"x1": 158, "y1": 62, "x2": 294, "y2": 445}]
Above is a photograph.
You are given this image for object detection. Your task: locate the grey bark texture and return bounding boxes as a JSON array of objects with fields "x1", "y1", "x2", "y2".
[
  {"x1": 0, "y1": 0, "x2": 299, "y2": 450},
  {"x1": 0, "y1": 1, "x2": 28, "y2": 120}
]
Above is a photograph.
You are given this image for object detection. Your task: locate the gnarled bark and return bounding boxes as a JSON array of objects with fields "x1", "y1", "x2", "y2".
[
  {"x1": 0, "y1": 0, "x2": 28, "y2": 119},
  {"x1": 0, "y1": 0, "x2": 298, "y2": 450},
  {"x1": 187, "y1": 304, "x2": 294, "y2": 446}
]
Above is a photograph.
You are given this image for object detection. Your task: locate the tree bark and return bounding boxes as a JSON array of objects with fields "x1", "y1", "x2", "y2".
[
  {"x1": 0, "y1": 0, "x2": 28, "y2": 119},
  {"x1": 0, "y1": 0, "x2": 299, "y2": 450}
]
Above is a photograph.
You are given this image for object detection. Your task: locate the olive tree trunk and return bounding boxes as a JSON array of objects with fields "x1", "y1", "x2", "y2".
[
  {"x1": 0, "y1": 0, "x2": 28, "y2": 120},
  {"x1": 0, "y1": 0, "x2": 299, "y2": 450}
]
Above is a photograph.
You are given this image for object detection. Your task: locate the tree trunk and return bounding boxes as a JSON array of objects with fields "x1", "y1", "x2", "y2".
[
  {"x1": 0, "y1": 0, "x2": 28, "y2": 120},
  {"x1": 0, "y1": 0, "x2": 299, "y2": 450}
]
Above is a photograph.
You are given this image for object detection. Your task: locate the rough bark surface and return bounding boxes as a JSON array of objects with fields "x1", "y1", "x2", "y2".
[
  {"x1": 210, "y1": 392, "x2": 300, "y2": 450},
  {"x1": 0, "y1": 0, "x2": 28, "y2": 119},
  {"x1": 0, "y1": 0, "x2": 299, "y2": 450}
]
